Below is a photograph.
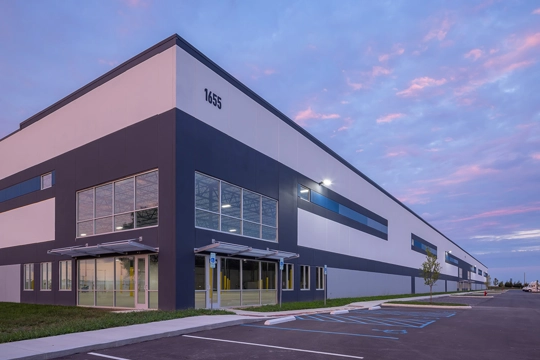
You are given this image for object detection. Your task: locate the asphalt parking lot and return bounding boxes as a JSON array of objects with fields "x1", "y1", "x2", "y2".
[{"x1": 58, "y1": 290, "x2": 540, "y2": 360}]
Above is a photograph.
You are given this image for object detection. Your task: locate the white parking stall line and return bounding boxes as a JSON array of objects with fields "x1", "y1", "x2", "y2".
[
  {"x1": 183, "y1": 335, "x2": 365, "y2": 359},
  {"x1": 88, "y1": 352, "x2": 131, "y2": 360}
]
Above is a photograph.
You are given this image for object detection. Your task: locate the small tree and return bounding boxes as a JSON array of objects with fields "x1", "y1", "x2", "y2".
[
  {"x1": 485, "y1": 274, "x2": 491, "y2": 290},
  {"x1": 493, "y1": 278, "x2": 499, "y2": 286},
  {"x1": 420, "y1": 248, "x2": 441, "y2": 303}
]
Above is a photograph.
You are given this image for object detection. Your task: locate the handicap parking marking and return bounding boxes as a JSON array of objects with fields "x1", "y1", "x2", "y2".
[
  {"x1": 352, "y1": 309, "x2": 457, "y2": 318},
  {"x1": 372, "y1": 329, "x2": 408, "y2": 334},
  {"x1": 241, "y1": 324, "x2": 400, "y2": 340},
  {"x1": 296, "y1": 314, "x2": 435, "y2": 328}
]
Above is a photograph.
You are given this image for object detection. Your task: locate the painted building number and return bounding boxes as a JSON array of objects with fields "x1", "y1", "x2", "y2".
[{"x1": 204, "y1": 88, "x2": 222, "y2": 109}]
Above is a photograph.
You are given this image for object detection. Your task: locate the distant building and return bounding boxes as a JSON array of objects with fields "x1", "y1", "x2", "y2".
[{"x1": 0, "y1": 35, "x2": 488, "y2": 310}]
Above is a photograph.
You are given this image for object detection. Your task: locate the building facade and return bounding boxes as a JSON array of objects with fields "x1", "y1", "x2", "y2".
[{"x1": 0, "y1": 35, "x2": 488, "y2": 310}]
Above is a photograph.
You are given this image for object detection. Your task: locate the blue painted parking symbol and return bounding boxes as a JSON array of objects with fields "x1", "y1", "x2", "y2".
[{"x1": 373, "y1": 329, "x2": 408, "y2": 334}]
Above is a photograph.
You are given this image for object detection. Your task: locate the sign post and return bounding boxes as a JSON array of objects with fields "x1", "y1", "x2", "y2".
[
  {"x1": 279, "y1": 258, "x2": 284, "y2": 309},
  {"x1": 210, "y1": 253, "x2": 216, "y2": 311},
  {"x1": 324, "y1": 265, "x2": 327, "y2": 306}
]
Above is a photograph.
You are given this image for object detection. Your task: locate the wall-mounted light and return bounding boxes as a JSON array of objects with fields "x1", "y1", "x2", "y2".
[{"x1": 319, "y1": 179, "x2": 332, "y2": 186}]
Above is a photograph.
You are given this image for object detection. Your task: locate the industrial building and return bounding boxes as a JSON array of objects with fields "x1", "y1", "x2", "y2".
[{"x1": 0, "y1": 34, "x2": 488, "y2": 310}]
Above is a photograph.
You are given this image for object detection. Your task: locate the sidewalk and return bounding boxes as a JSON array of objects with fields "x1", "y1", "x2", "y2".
[{"x1": 0, "y1": 293, "x2": 456, "y2": 360}]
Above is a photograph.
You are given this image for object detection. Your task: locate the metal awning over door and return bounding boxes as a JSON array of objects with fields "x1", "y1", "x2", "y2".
[
  {"x1": 48, "y1": 238, "x2": 158, "y2": 257},
  {"x1": 194, "y1": 240, "x2": 299, "y2": 260}
]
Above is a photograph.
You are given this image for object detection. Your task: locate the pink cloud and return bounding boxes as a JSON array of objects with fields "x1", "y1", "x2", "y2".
[
  {"x1": 421, "y1": 165, "x2": 499, "y2": 187},
  {"x1": 532, "y1": 153, "x2": 540, "y2": 160},
  {"x1": 98, "y1": 59, "x2": 118, "y2": 67},
  {"x1": 424, "y1": 18, "x2": 453, "y2": 42},
  {"x1": 376, "y1": 113, "x2": 405, "y2": 124},
  {"x1": 248, "y1": 65, "x2": 278, "y2": 80},
  {"x1": 533, "y1": 8, "x2": 540, "y2": 15},
  {"x1": 337, "y1": 117, "x2": 353, "y2": 132},
  {"x1": 378, "y1": 44, "x2": 405, "y2": 62},
  {"x1": 397, "y1": 187, "x2": 432, "y2": 205},
  {"x1": 385, "y1": 151, "x2": 407, "y2": 158},
  {"x1": 294, "y1": 107, "x2": 340, "y2": 126},
  {"x1": 372, "y1": 66, "x2": 392, "y2": 77},
  {"x1": 122, "y1": 0, "x2": 149, "y2": 7},
  {"x1": 346, "y1": 77, "x2": 363, "y2": 90},
  {"x1": 263, "y1": 69, "x2": 277, "y2": 75},
  {"x1": 464, "y1": 49, "x2": 483, "y2": 61},
  {"x1": 396, "y1": 77, "x2": 447, "y2": 97},
  {"x1": 452, "y1": 203, "x2": 540, "y2": 222}
]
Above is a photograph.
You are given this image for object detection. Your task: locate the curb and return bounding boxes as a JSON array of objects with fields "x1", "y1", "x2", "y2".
[
  {"x1": 264, "y1": 316, "x2": 296, "y2": 325},
  {"x1": 381, "y1": 303, "x2": 472, "y2": 309},
  {"x1": 7, "y1": 318, "x2": 262, "y2": 360}
]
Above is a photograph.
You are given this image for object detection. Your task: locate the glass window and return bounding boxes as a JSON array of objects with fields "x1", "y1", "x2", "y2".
[
  {"x1": 261, "y1": 198, "x2": 277, "y2": 227},
  {"x1": 41, "y1": 262, "x2": 52, "y2": 291},
  {"x1": 41, "y1": 173, "x2": 52, "y2": 190},
  {"x1": 136, "y1": 208, "x2": 158, "y2": 228},
  {"x1": 316, "y1": 267, "x2": 325, "y2": 290},
  {"x1": 77, "y1": 220, "x2": 94, "y2": 237},
  {"x1": 23, "y1": 263, "x2": 34, "y2": 291},
  {"x1": 221, "y1": 215, "x2": 241, "y2": 234},
  {"x1": 195, "y1": 173, "x2": 220, "y2": 212},
  {"x1": 95, "y1": 217, "x2": 113, "y2": 234},
  {"x1": 59, "y1": 260, "x2": 72, "y2": 291},
  {"x1": 78, "y1": 259, "x2": 95, "y2": 306},
  {"x1": 300, "y1": 265, "x2": 310, "y2": 290},
  {"x1": 195, "y1": 209, "x2": 219, "y2": 230},
  {"x1": 194, "y1": 173, "x2": 278, "y2": 242},
  {"x1": 115, "y1": 178, "x2": 134, "y2": 214},
  {"x1": 281, "y1": 263, "x2": 293, "y2": 290},
  {"x1": 136, "y1": 171, "x2": 159, "y2": 210},
  {"x1": 95, "y1": 184, "x2": 113, "y2": 218},
  {"x1": 298, "y1": 184, "x2": 310, "y2": 201},
  {"x1": 261, "y1": 262, "x2": 276, "y2": 290},
  {"x1": 221, "y1": 183, "x2": 241, "y2": 219},
  {"x1": 115, "y1": 213, "x2": 134, "y2": 231},
  {"x1": 77, "y1": 189, "x2": 94, "y2": 221},
  {"x1": 243, "y1": 190, "x2": 260, "y2": 223}
]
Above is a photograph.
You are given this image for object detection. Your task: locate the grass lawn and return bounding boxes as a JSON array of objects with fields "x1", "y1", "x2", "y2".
[
  {"x1": 385, "y1": 301, "x2": 469, "y2": 306},
  {"x1": 0, "y1": 302, "x2": 232, "y2": 344},
  {"x1": 243, "y1": 291, "x2": 458, "y2": 312}
]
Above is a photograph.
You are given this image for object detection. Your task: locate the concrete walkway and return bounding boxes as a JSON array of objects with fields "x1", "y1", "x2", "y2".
[{"x1": 0, "y1": 293, "x2": 465, "y2": 360}]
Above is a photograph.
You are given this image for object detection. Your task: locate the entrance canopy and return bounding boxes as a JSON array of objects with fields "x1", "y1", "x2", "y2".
[
  {"x1": 48, "y1": 238, "x2": 158, "y2": 257},
  {"x1": 194, "y1": 240, "x2": 299, "y2": 260}
]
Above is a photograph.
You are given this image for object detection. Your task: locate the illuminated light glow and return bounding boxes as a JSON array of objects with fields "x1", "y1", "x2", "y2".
[
  {"x1": 222, "y1": 204, "x2": 231, "y2": 208},
  {"x1": 116, "y1": 226, "x2": 123, "y2": 230},
  {"x1": 80, "y1": 234, "x2": 87, "y2": 237},
  {"x1": 300, "y1": 189, "x2": 309, "y2": 193},
  {"x1": 322, "y1": 179, "x2": 332, "y2": 186},
  {"x1": 229, "y1": 229, "x2": 237, "y2": 232}
]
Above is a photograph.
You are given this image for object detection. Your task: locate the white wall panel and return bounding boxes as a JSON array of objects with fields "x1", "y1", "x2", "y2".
[
  {"x1": 327, "y1": 268, "x2": 411, "y2": 298},
  {"x1": 0, "y1": 199, "x2": 55, "y2": 249},
  {"x1": 0, "y1": 264, "x2": 20, "y2": 302},
  {"x1": 415, "y1": 277, "x2": 440, "y2": 294},
  {"x1": 0, "y1": 47, "x2": 176, "y2": 181},
  {"x1": 175, "y1": 44, "x2": 486, "y2": 274},
  {"x1": 447, "y1": 281, "x2": 458, "y2": 292}
]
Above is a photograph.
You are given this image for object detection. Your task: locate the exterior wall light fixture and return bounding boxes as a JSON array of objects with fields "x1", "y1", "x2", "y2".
[{"x1": 319, "y1": 179, "x2": 332, "y2": 186}]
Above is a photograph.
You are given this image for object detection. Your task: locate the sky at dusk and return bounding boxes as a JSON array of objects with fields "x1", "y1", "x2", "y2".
[{"x1": 1, "y1": 0, "x2": 539, "y2": 284}]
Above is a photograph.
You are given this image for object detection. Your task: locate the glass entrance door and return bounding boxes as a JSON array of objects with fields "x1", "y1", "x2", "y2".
[{"x1": 135, "y1": 256, "x2": 148, "y2": 309}]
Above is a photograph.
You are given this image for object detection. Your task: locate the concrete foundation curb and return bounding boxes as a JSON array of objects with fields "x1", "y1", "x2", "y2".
[
  {"x1": 330, "y1": 310, "x2": 349, "y2": 315},
  {"x1": 381, "y1": 303, "x2": 472, "y2": 309},
  {"x1": 264, "y1": 316, "x2": 296, "y2": 325}
]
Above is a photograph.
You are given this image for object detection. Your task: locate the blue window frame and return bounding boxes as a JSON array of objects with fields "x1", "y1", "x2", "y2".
[
  {"x1": 445, "y1": 252, "x2": 459, "y2": 266},
  {"x1": 411, "y1": 235, "x2": 437, "y2": 256},
  {"x1": 0, "y1": 171, "x2": 55, "y2": 203},
  {"x1": 302, "y1": 186, "x2": 388, "y2": 235}
]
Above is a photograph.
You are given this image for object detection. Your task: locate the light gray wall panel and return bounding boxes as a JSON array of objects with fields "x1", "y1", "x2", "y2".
[
  {"x1": 327, "y1": 268, "x2": 410, "y2": 299},
  {"x1": 447, "y1": 280, "x2": 457, "y2": 292},
  {"x1": 0, "y1": 264, "x2": 21, "y2": 302},
  {"x1": 415, "y1": 277, "x2": 443, "y2": 294}
]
